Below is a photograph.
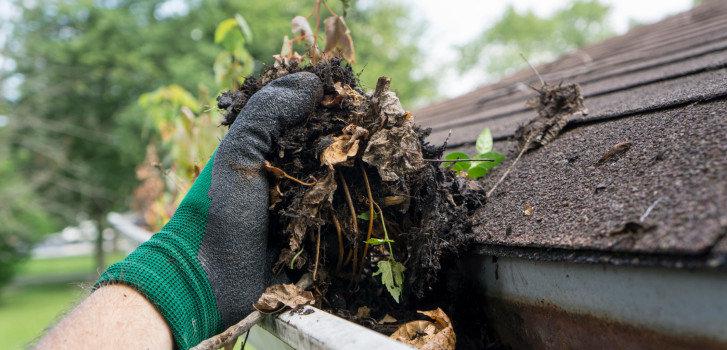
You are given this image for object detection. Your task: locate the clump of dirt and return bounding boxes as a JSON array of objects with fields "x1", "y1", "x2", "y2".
[
  {"x1": 514, "y1": 82, "x2": 587, "y2": 151},
  {"x1": 218, "y1": 58, "x2": 487, "y2": 347}
]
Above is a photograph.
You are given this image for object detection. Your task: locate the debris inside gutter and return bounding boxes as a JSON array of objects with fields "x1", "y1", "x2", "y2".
[{"x1": 207, "y1": 9, "x2": 587, "y2": 350}]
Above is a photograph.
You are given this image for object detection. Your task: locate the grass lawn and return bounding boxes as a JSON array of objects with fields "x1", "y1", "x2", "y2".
[
  {"x1": 18, "y1": 252, "x2": 127, "y2": 279},
  {"x1": 0, "y1": 254, "x2": 126, "y2": 349},
  {"x1": 0, "y1": 253, "x2": 280, "y2": 349},
  {"x1": 0, "y1": 282, "x2": 85, "y2": 349}
]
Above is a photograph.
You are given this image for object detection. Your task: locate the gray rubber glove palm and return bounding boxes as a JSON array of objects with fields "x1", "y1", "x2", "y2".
[{"x1": 97, "y1": 72, "x2": 323, "y2": 349}]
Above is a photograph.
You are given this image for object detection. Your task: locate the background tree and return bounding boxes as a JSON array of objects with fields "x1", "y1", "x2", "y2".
[
  {"x1": 457, "y1": 0, "x2": 613, "y2": 78},
  {"x1": 0, "y1": 0, "x2": 434, "y2": 288}
]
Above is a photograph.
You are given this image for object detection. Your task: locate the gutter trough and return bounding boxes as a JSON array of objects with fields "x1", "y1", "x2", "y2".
[
  {"x1": 108, "y1": 212, "x2": 727, "y2": 349},
  {"x1": 475, "y1": 254, "x2": 727, "y2": 349}
]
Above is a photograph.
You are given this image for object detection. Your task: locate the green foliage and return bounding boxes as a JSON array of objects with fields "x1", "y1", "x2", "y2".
[
  {"x1": 372, "y1": 259, "x2": 405, "y2": 303},
  {"x1": 1, "y1": 0, "x2": 435, "y2": 255},
  {"x1": 476, "y1": 128, "x2": 493, "y2": 154},
  {"x1": 364, "y1": 237, "x2": 394, "y2": 245},
  {"x1": 0, "y1": 126, "x2": 56, "y2": 289},
  {"x1": 443, "y1": 128, "x2": 506, "y2": 180},
  {"x1": 357, "y1": 211, "x2": 377, "y2": 221},
  {"x1": 457, "y1": 0, "x2": 613, "y2": 77}
]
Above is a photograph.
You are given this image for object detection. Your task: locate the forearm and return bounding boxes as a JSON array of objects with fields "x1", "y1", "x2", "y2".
[{"x1": 37, "y1": 284, "x2": 173, "y2": 350}]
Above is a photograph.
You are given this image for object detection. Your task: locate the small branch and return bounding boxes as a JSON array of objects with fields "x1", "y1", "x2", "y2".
[
  {"x1": 338, "y1": 172, "x2": 359, "y2": 277},
  {"x1": 520, "y1": 53, "x2": 544, "y2": 87},
  {"x1": 192, "y1": 275, "x2": 313, "y2": 350},
  {"x1": 424, "y1": 158, "x2": 496, "y2": 164},
  {"x1": 359, "y1": 165, "x2": 375, "y2": 275},
  {"x1": 329, "y1": 207, "x2": 345, "y2": 272},
  {"x1": 486, "y1": 134, "x2": 533, "y2": 198},
  {"x1": 191, "y1": 311, "x2": 263, "y2": 350},
  {"x1": 313, "y1": 226, "x2": 322, "y2": 281},
  {"x1": 263, "y1": 161, "x2": 315, "y2": 186}
]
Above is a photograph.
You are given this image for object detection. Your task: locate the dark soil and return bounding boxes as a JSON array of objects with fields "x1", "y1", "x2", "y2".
[{"x1": 218, "y1": 59, "x2": 492, "y2": 348}]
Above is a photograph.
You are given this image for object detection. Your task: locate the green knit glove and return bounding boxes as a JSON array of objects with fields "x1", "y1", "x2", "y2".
[{"x1": 96, "y1": 72, "x2": 323, "y2": 349}]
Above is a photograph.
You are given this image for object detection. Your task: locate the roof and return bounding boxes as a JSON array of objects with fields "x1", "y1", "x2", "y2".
[{"x1": 416, "y1": 0, "x2": 727, "y2": 267}]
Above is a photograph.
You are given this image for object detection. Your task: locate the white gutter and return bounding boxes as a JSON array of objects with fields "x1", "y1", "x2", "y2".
[
  {"x1": 476, "y1": 255, "x2": 727, "y2": 344},
  {"x1": 106, "y1": 213, "x2": 410, "y2": 349}
]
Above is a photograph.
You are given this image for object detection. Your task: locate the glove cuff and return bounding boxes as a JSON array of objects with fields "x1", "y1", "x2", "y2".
[{"x1": 96, "y1": 155, "x2": 221, "y2": 349}]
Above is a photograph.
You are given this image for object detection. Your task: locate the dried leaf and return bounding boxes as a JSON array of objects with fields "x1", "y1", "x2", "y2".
[
  {"x1": 363, "y1": 124, "x2": 425, "y2": 182},
  {"x1": 378, "y1": 91, "x2": 405, "y2": 127},
  {"x1": 286, "y1": 171, "x2": 337, "y2": 253},
  {"x1": 390, "y1": 308, "x2": 456, "y2": 350},
  {"x1": 379, "y1": 314, "x2": 398, "y2": 324},
  {"x1": 333, "y1": 82, "x2": 364, "y2": 108},
  {"x1": 356, "y1": 306, "x2": 371, "y2": 318},
  {"x1": 321, "y1": 135, "x2": 359, "y2": 167},
  {"x1": 321, "y1": 94, "x2": 343, "y2": 107},
  {"x1": 273, "y1": 35, "x2": 303, "y2": 69},
  {"x1": 253, "y1": 283, "x2": 315, "y2": 313},
  {"x1": 269, "y1": 184, "x2": 283, "y2": 209},
  {"x1": 323, "y1": 16, "x2": 355, "y2": 63},
  {"x1": 320, "y1": 124, "x2": 368, "y2": 167},
  {"x1": 523, "y1": 203, "x2": 534, "y2": 216},
  {"x1": 383, "y1": 195, "x2": 406, "y2": 206},
  {"x1": 291, "y1": 16, "x2": 315, "y2": 46}
]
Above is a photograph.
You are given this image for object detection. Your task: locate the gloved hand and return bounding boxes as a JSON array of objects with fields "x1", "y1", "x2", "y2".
[{"x1": 97, "y1": 72, "x2": 323, "y2": 349}]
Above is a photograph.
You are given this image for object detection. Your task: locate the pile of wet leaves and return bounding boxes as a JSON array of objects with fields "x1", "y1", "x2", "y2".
[{"x1": 217, "y1": 58, "x2": 488, "y2": 348}]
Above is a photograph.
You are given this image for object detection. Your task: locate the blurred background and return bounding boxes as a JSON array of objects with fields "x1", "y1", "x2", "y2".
[{"x1": 0, "y1": 0, "x2": 696, "y2": 348}]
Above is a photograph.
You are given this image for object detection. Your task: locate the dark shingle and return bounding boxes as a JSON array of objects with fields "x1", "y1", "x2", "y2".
[{"x1": 414, "y1": 0, "x2": 727, "y2": 262}]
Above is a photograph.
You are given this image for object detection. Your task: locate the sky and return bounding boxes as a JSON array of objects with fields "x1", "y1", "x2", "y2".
[
  {"x1": 0, "y1": 0, "x2": 694, "y2": 105},
  {"x1": 410, "y1": 0, "x2": 694, "y2": 98}
]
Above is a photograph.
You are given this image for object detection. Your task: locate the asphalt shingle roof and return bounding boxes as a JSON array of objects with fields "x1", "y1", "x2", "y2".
[{"x1": 416, "y1": 0, "x2": 727, "y2": 266}]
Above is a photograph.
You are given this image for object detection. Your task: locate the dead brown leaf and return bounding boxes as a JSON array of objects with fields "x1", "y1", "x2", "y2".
[
  {"x1": 269, "y1": 184, "x2": 283, "y2": 209},
  {"x1": 321, "y1": 135, "x2": 359, "y2": 167},
  {"x1": 323, "y1": 16, "x2": 355, "y2": 63},
  {"x1": 523, "y1": 203, "x2": 534, "y2": 216},
  {"x1": 333, "y1": 82, "x2": 364, "y2": 108},
  {"x1": 286, "y1": 170, "x2": 337, "y2": 254},
  {"x1": 320, "y1": 124, "x2": 368, "y2": 167},
  {"x1": 273, "y1": 35, "x2": 303, "y2": 69},
  {"x1": 356, "y1": 306, "x2": 371, "y2": 318},
  {"x1": 379, "y1": 314, "x2": 398, "y2": 324},
  {"x1": 291, "y1": 16, "x2": 315, "y2": 46},
  {"x1": 390, "y1": 308, "x2": 455, "y2": 350},
  {"x1": 253, "y1": 283, "x2": 315, "y2": 313},
  {"x1": 363, "y1": 124, "x2": 424, "y2": 182}
]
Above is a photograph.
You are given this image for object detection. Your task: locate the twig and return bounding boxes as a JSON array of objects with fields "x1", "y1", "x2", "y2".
[
  {"x1": 263, "y1": 161, "x2": 315, "y2": 186},
  {"x1": 640, "y1": 197, "x2": 664, "y2": 222},
  {"x1": 192, "y1": 275, "x2": 313, "y2": 350},
  {"x1": 486, "y1": 134, "x2": 533, "y2": 198},
  {"x1": 338, "y1": 172, "x2": 359, "y2": 277},
  {"x1": 424, "y1": 158, "x2": 496, "y2": 163},
  {"x1": 190, "y1": 311, "x2": 263, "y2": 350},
  {"x1": 313, "y1": 226, "x2": 321, "y2": 281},
  {"x1": 359, "y1": 165, "x2": 375, "y2": 274},
  {"x1": 520, "y1": 53, "x2": 544, "y2": 87},
  {"x1": 329, "y1": 207, "x2": 345, "y2": 272}
]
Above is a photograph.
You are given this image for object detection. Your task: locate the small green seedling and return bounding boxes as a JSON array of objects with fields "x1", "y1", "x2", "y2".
[
  {"x1": 443, "y1": 128, "x2": 505, "y2": 179},
  {"x1": 373, "y1": 259, "x2": 405, "y2": 303}
]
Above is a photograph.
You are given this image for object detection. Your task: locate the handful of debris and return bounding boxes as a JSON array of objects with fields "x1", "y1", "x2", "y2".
[{"x1": 217, "y1": 58, "x2": 484, "y2": 348}]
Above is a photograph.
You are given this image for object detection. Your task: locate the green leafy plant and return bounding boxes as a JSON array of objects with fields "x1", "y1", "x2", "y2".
[
  {"x1": 373, "y1": 259, "x2": 405, "y2": 303},
  {"x1": 443, "y1": 128, "x2": 506, "y2": 179},
  {"x1": 361, "y1": 202, "x2": 405, "y2": 302}
]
